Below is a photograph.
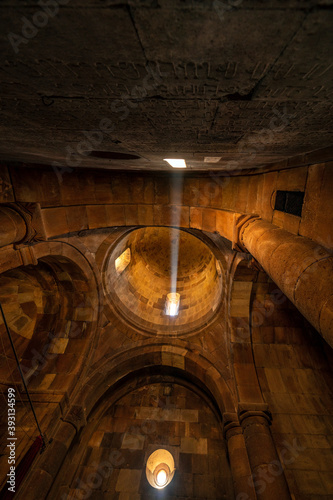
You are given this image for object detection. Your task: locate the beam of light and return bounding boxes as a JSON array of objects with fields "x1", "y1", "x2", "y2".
[
  {"x1": 170, "y1": 172, "x2": 184, "y2": 296},
  {"x1": 164, "y1": 158, "x2": 187, "y2": 169}
]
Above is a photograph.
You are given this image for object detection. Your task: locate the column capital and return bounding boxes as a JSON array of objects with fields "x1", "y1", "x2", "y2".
[
  {"x1": 0, "y1": 202, "x2": 46, "y2": 248},
  {"x1": 0, "y1": 205, "x2": 27, "y2": 247},
  {"x1": 222, "y1": 412, "x2": 242, "y2": 439},
  {"x1": 64, "y1": 404, "x2": 87, "y2": 431},
  {"x1": 232, "y1": 213, "x2": 261, "y2": 252},
  {"x1": 238, "y1": 403, "x2": 272, "y2": 427},
  {"x1": 10, "y1": 202, "x2": 46, "y2": 245}
]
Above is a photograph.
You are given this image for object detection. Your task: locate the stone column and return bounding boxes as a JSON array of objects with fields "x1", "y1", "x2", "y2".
[
  {"x1": 0, "y1": 206, "x2": 27, "y2": 247},
  {"x1": 233, "y1": 214, "x2": 333, "y2": 348},
  {"x1": 224, "y1": 413, "x2": 257, "y2": 500},
  {"x1": 239, "y1": 407, "x2": 291, "y2": 500}
]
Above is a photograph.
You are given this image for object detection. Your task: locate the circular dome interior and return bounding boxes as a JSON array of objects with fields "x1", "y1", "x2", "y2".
[{"x1": 105, "y1": 227, "x2": 223, "y2": 336}]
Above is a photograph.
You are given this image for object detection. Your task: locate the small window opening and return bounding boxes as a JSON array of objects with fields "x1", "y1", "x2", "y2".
[
  {"x1": 274, "y1": 190, "x2": 305, "y2": 217},
  {"x1": 165, "y1": 292, "x2": 180, "y2": 316},
  {"x1": 115, "y1": 248, "x2": 131, "y2": 274},
  {"x1": 146, "y1": 449, "x2": 175, "y2": 490}
]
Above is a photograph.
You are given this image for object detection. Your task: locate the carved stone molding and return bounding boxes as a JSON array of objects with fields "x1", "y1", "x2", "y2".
[
  {"x1": 16, "y1": 245, "x2": 38, "y2": 266},
  {"x1": 232, "y1": 214, "x2": 261, "y2": 252},
  {"x1": 223, "y1": 412, "x2": 242, "y2": 439},
  {"x1": 238, "y1": 403, "x2": 272, "y2": 428},
  {"x1": 249, "y1": 257, "x2": 265, "y2": 272},
  {"x1": 11, "y1": 202, "x2": 47, "y2": 244},
  {"x1": 64, "y1": 404, "x2": 87, "y2": 431}
]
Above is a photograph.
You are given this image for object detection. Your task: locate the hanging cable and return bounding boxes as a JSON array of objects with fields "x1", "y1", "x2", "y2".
[{"x1": 0, "y1": 302, "x2": 46, "y2": 449}]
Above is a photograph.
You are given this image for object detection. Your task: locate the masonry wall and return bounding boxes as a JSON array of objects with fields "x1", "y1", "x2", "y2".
[
  {"x1": 54, "y1": 383, "x2": 233, "y2": 500},
  {"x1": 0, "y1": 154, "x2": 332, "y2": 499},
  {"x1": 0, "y1": 155, "x2": 332, "y2": 251},
  {"x1": 251, "y1": 281, "x2": 333, "y2": 499}
]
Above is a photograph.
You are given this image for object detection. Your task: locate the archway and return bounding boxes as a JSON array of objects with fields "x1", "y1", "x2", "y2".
[
  {"x1": 49, "y1": 371, "x2": 234, "y2": 499},
  {"x1": 0, "y1": 244, "x2": 100, "y2": 494}
]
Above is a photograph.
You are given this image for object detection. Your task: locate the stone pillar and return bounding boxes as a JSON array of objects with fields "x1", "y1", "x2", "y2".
[
  {"x1": 0, "y1": 206, "x2": 27, "y2": 247},
  {"x1": 239, "y1": 407, "x2": 291, "y2": 500},
  {"x1": 224, "y1": 413, "x2": 257, "y2": 500},
  {"x1": 233, "y1": 214, "x2": 333, "y2": 348}
]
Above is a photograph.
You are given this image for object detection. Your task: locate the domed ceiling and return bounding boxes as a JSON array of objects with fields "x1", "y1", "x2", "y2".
[{"x1": 104, "y1": 227, "x2": 223, "y2": 336}]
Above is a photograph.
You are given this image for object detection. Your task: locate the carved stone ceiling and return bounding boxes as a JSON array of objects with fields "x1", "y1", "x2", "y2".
[{"x1": 0, "y1": 1, "x2": 332, "y2": 171}]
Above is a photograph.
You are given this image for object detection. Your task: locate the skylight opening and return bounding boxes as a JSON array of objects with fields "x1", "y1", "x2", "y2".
[{"x1": 163, "y1": 158, "x2": 187, "y2": 169}]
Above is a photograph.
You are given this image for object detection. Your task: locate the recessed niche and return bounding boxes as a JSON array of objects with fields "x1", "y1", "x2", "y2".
[
  {"x1": 146, "y1": 449, "x2": 175, "y2": 490},
  {"x1": 274, "y1": 190, "x2": 305, "y2": 217}
]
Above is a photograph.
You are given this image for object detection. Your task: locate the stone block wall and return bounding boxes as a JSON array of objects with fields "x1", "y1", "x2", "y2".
[
  {"x1": 59, "y1": 383, "x2": 233, "y2": 499},
  {"x1": 0, "y1": 265, "x2": 59, "y2": 384},
  {"x1": 1, "y1": 155, "x2": 332, "y2": 250},
  {"x1": 251, "y1": 281, "x2": 333, "y2": 499}
]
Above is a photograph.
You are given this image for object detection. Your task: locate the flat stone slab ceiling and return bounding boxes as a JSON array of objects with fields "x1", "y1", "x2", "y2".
[{"x1": 0, "y1": 1, "x2": 332, "y2": 170}]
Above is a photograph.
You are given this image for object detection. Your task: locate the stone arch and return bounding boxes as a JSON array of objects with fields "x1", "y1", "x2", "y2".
[
  {"x1": 76, "y1": 344, "x2": 236, "y2": 423},
  {"x1": 229, "y1": 255, "x2": 258, "y2": 344},
  {"x1": 228, "y1": 255, "x2": 265, "y2": 406},
  {"x1": 16, "y1": 344, "x2": 236, "y2": 499},
  {"x1": 0, "y1": 240, "x2": 101, "y2": 394},
  {"x1": 41, "y1": 201, "x2": 237, "y2": 243},
  {"x1": 48, "y1": 366, "x2": 233, "y2": 499},
  {"x1": 0, "y1": 240, "x2": 101, "y2": 496},
  {"x1": 49, "y1": 368, "x2": 234, "y2": 500}
]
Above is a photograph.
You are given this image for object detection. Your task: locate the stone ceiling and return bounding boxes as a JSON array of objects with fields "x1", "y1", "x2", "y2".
[
  {"x1": 130, "y1": 227, "x2": 211, "y2": 278},
  {"x1": 0, "y1": 0, "x2": 332, "y2": 171}
]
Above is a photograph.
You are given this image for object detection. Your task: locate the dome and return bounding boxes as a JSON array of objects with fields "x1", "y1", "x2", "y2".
[{"x1": 104, "y1": 227, "x2": 223, "y2": 336}]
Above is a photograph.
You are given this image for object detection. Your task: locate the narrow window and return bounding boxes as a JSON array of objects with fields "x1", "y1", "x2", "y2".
[
  {"x1": 165, "y1": 293, "x2": 180, "y2": 316},
  {"x1": 115, "y1": 248, "x2": 131, "y2": 274}
]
